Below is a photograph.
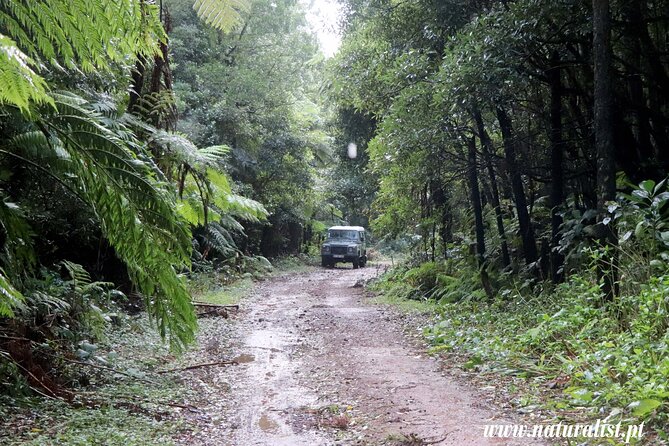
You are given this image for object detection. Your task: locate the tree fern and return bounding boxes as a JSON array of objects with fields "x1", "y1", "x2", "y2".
[
  {"x1": 0, "y1": 0, "x2": 165, "y2": 111},
  {"x1": 4, "y1": 93, "x2": 196, "y2": 349},
  {"x1": 192, "y1": 0, "x2": 251, "y2": 33}
]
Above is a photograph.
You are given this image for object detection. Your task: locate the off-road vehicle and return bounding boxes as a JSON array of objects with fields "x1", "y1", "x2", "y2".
[{"x1": 320, "y1": 225, "x2": 367, "y2": 268}]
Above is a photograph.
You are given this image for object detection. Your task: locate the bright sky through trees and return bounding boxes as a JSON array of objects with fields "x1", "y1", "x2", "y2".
[{"x1": 301, "y1": 0, "x2": 342, "y2": 57}]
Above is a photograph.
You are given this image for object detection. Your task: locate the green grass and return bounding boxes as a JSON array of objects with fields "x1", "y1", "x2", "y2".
[
  {"x1": 192, "y1": 277, "x2": 254, "y2": 305},
  {"x1": 270, "y1": 254, "x2": 319, "y2": 274},
  {"x1": 6, "y1": 399, "x2": 183, "y2": 445},
  {"x1": 368, "y1": 291, "x2": 436, "y2": 314}
]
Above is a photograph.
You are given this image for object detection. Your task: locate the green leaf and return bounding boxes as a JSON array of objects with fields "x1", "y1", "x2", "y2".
[
  {"x1": 628, "y1": 399, "x2": 662, "y2": 417},
  {"x1": 193, "y1": 0, "x2": 250, "y2": 33},
  {"x1": 639, "y1": 180, "x2": 656, "y2": 194}
]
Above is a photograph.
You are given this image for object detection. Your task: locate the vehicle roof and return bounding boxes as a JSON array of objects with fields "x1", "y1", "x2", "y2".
[{"x1": 328, "y1": 225, "x2": 366, "y2": 231}]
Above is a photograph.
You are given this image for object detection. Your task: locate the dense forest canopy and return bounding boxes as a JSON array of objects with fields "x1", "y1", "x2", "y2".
[{"x1": 329, "y1": 0, "x2": 669, "y2": 280}]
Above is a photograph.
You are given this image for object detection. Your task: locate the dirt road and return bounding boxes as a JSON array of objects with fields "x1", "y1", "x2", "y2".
[{"x1": 181, "y1": 266, "x2": 542, "y2": 445}]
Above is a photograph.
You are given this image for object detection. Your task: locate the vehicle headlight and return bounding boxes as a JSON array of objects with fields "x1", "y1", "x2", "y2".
[
  {"x1": 323, "y1": 246, "x2": 330, "y2": 253},
  {"x1": 347, "y1": 246, "x2": 355, "y2": 253}
]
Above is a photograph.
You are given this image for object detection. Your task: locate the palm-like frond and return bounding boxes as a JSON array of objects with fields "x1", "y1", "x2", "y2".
[
  {"x1": 0, "y1": 269, "x2": 22, "y2": 317},
  {"x1": 0, "y1": 0, "x2": 165, "y2": 111},
  {"x1": 193, "y1": 0, "x2": 251, "y2": 33},
  {"x1": 4, "y1": 93, "x2": 196, "y2": 349}
]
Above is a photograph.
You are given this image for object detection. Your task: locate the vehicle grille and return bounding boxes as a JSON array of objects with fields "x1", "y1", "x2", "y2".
[{"x1": 331, "y1": 246, "x2": 347, "y2": 255}]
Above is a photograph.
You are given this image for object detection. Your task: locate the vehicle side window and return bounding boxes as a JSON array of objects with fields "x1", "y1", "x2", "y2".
[{"x1": 359, "y1": 232, "x2": 365, "y2": 242}]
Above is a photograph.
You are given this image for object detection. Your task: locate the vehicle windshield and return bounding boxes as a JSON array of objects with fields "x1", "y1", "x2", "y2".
[{"x1": 327, "y1": 230, "x2": 358, "y2": 240}]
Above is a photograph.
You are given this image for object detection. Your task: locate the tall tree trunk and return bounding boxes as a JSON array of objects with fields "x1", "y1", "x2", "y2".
[
  {"x1": 473, "y1": 108, "x2": 511, "y2": 268},
  {"x1": 548, "y1": 50, "x2": 565, "y2": 283},
  {"x1": 496, "y1": 107, "x2": 538, "y2": 265},
  {"x1": 467, "y1": 138, "x2": 485, "y2": 264},
  {"x1": 593, "y1": 0, "x2": 618, "y2": 301},
  {"x1": 618, "y1": 0, "x2": 653, "y2": 180},
  {"x1": 467, "y1": 137, "x2": 493, "y2": 299}
]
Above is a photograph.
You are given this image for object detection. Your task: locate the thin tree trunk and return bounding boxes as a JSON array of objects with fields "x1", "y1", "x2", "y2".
[
  {"x1": 473, "y1": 108, "x2": 511, "y2": 268},
  {"x1": 496, "y1": 107, "x2": 538, "y2": 265},
  {"x1": 467, "y1": 138, "x2": 485, "y2": 264},
  {"x1": 548, "y1": 50, "x2": 565, "y2": 283},
  {"x1": 593, "y1": 0, "x2": 618, "y2": 301},
  {"x1": 467, "y1": 137, "x2": 493, "y2": 299}
]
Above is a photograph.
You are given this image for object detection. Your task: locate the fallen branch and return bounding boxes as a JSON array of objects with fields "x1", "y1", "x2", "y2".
[
  {"x1": 424, "y1": 428, "x2": 460, "y2": 445},
  {"x1": 192, "y1": 301, "x2": 239, "y2": 309},
  {"x1": 63, "y1": 358, "x2": 156, "y2": 384},
  {"x1": 197, "y1": 308, "x2": 228, "y2": 318},
  {"x1": 10, "y1": 358, "x2": 65, "y2": 400},
  {"x1": 157, "y1": 360, "x2": 238, "y2": 374},
  {"x1": 0, "y1": 334, "x2": 33, "y2": 342}
]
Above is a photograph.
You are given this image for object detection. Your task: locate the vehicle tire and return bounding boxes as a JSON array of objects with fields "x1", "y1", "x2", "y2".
[
  {"x1": 352, "y1": 258, "x2": 360, "y2": 269},
  {"x1": 321, "y1": 257, "x2": 329, "y2": 268}
]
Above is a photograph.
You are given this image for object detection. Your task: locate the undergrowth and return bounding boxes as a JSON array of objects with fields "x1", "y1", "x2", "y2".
[
  {"x1": 0, "y1": 264, "x2": 265, "y2": 445},
  {"x1": 372, "y1": 258, "x2": 669, "y2": 444}
]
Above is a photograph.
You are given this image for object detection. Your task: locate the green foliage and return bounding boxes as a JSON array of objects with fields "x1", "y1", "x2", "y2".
[
  {"x1": 2, "y1": 92, "x2": 196, "y2": 349},
  {"x1": 193, "y1": 0, "x2": 250, "y2": 32},
  {"x1": 0, "y1": 268, "x2": 22, "y2": 317},
  {"x1": 170, "y1": 0, "x2": 327, "y2": 257},
  {"x1": 371, "y1": 258, "x2": 486, "y2": 303},
  {"x1": 0, "y1": 33, "x2": 51, "y2": 112},
  {"x1": 0, "y1": 0, "x2": 165, "y2": 111},
  {"x1": 420, "y1": 266, "x2": 669, "y2": 431}
]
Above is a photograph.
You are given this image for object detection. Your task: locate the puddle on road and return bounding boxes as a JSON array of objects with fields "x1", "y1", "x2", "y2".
[
  {"x1": 234, "y1": 353, "x2": 255, "y2": 363},
  {"x1": 258, "y1": 413, "x2": 279, "y2": 432}
]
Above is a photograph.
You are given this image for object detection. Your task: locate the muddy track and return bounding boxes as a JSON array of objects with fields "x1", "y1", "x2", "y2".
[{"x1": 180, "y1": 266, "x2": 542, "y2": 445}]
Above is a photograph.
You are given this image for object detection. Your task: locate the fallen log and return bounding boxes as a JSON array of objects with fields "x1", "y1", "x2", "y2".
[
  {"x1": 197, "y1": 308, "x2": 228, "y2": 318},
  {"x1": 156, "y1": 360, "x2": 238, "y2": 374},
  {"x1": 192, "y1": 301, "x2": 239, "y2": 309}
]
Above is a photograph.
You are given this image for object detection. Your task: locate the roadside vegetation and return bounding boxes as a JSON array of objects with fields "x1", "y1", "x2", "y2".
[
  {"x1": 330, "y1": 0, "x2": 669, "y2": 443},
  {"x1": 0, "y1": 0, "x2": 338, "y2": 434}
]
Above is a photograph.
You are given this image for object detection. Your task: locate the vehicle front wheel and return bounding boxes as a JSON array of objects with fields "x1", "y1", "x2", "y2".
[
  {"x1": 352, "y1": 258, "x2": 360, "y2": 269},
  {"x1": 321, "y1": 257, "x2": 330, "y2": 268}
]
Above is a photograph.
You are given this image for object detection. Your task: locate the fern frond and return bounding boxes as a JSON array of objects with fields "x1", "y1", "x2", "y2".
[
  {"x1": 0, "y1": 33, "x2": 52, "y2": 112},
  {"x1": 0, "y1": 0, "x2": 165, "y2": 112},
  {"x1": 193, "y1": 0, "x2": 250, "y2": 33},
  {"x1": 5, "y1": 93, "x2": 196, "y2": 349},
  {"x1": 0, "y1": 269, "x2": 22, "y2": 317},
  {"x1": 0, "y1": 198, "x2": 35, "y2": 281},
  {"x1": 149, "y1": 130, "x2": 229, "y2": 171},
  {"x1": 202, "y1": 221, "x2": 238, "y2": 257}
]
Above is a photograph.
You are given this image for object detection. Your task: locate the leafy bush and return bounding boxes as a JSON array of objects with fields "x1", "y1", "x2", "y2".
[
  {"x1": 371, "y1": 258, "x2": 487, "y2": 302},
  {"x1": 0, "y1": 262, "x2": 127, "y2": 396},
  {"x1": 425, "y1": 270, "x2": 669, "y2": 432}
]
